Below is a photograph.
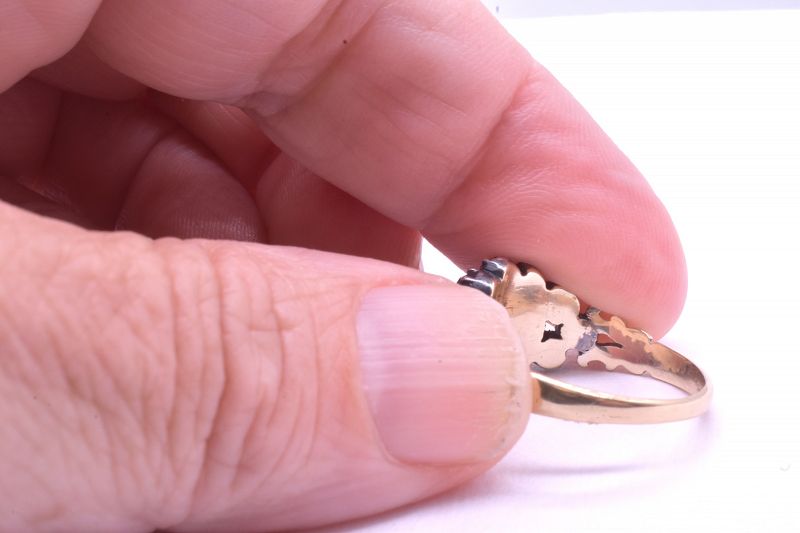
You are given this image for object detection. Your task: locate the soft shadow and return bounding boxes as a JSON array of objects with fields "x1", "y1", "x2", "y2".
[
  {"x1": 308, "y1": 473, "x2": 512, "y2": 533},
  {"x1": 311, "y1": 410, "x2": 718, "y2": 532}
]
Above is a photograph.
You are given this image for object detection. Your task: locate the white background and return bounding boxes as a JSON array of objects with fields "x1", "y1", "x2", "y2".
[{"x1": 321, "y1": 5, "x2": 800, "y2": 532}]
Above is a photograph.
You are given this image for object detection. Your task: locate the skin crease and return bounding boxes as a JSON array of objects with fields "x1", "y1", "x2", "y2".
[{"x1": 0, "y1": 1, "x2": 687, "y2": 532}]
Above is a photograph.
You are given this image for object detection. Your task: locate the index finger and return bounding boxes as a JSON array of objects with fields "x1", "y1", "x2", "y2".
[{"x1": 18, "y1": 0, "x2": 687, "y2": 337}]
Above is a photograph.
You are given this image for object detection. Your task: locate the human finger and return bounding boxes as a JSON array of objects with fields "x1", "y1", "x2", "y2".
[
  {"x1": 0, "y1": 202, "x2": 529, "y2": 531},
  {"x1": 0, "y1": 80, "x2": 420, "y2": 264},
  {"x1": 84, "y1": 0, "x2": 686, "y2": 336}
]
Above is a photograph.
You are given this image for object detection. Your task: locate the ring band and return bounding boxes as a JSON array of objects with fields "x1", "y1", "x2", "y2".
[{"x1": 457, "y1": 258, "x2": 711, "y2": 424}]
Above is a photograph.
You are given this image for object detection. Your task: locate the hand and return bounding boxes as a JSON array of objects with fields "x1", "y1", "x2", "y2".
[{"x1": 0, "y1": 2, "x2": 687, "y2": 531}]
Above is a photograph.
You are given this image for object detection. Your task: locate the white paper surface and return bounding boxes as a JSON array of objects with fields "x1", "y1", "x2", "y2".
[{"x1": 320, "y1": 8, "x2": 800, "y2": 533}]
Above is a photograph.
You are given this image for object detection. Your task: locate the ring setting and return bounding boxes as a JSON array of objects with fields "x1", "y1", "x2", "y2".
[{"x1": 458, "y1": 258, "x2": 711, "y2": 424}]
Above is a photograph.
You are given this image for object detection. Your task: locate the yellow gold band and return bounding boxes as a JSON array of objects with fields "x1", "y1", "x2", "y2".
[{"x1": 458, "y1": 258, "x2": 712, "y2": 425}]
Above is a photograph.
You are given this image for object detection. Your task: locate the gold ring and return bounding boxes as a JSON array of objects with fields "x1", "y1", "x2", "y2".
[{"x1": 458, "y1": 258, "x2": 711, "y2": 424}]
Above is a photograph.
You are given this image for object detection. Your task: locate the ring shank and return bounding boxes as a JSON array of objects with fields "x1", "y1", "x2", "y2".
[
  {"x1": 530, "y1": 340, "x2": 711, "y2": 424},
  {"x1": 458, "y1": 257, "x2": 711, "y2": 424}
]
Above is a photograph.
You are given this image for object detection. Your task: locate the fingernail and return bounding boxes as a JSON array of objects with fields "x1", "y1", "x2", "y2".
[{"x1": 357, "y1": 284, "x2": 530, "y2": 465}]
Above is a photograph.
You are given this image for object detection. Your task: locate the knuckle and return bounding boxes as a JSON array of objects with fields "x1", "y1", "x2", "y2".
[
  {"x1": 0, "y1": 229, "x2": 193, "y2": 528},
  {"x1": 178, "y1": 244, "x2": 331, "y2": 522},
  {"x1": 243, "y1": 1, "x2": 377, "y2": 112},
  {"x1": 0, "y1": 226, "x2": 362, "y2": 528}
]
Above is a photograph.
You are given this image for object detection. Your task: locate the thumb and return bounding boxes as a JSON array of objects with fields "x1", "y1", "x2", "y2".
[{"x1": 0, "y1": 203, "x2": 530, "y2": 532}]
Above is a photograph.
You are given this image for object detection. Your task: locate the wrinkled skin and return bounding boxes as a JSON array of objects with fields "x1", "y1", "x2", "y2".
[{"x1": 0, "y1": 1, "x2": 686, "y2": 532}]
